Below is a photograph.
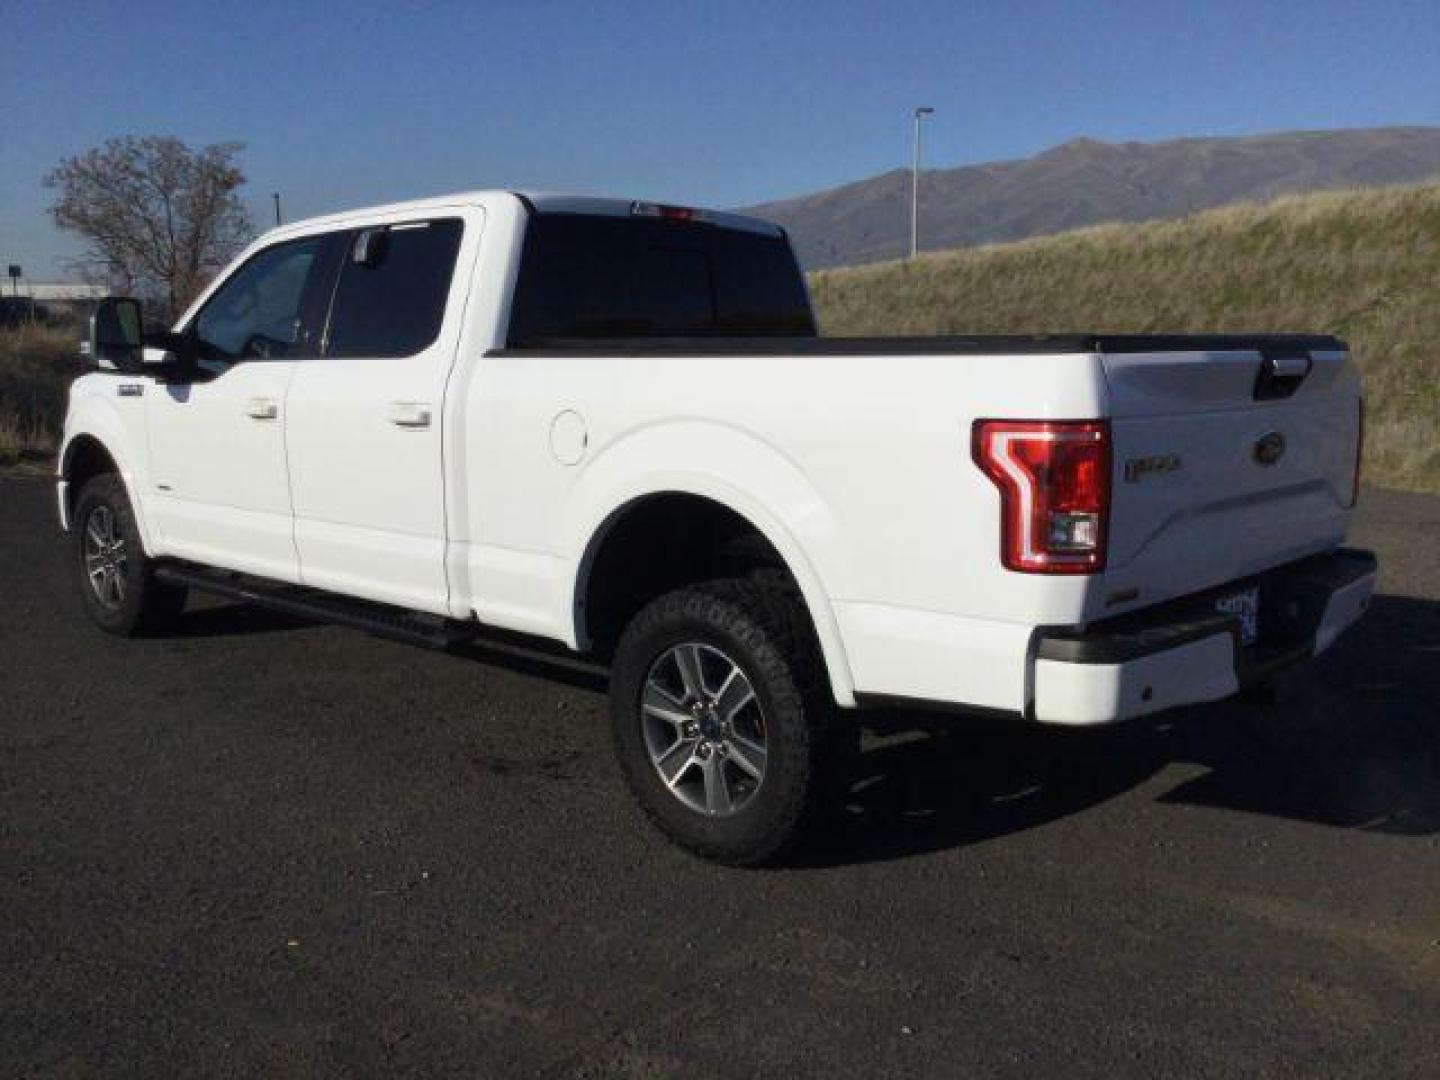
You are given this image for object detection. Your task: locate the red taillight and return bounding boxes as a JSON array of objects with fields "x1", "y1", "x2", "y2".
[
  {"x1": 631, "y1": 201, "x2": 706, "y2": 223},
  {"x1": 1350, "y1": 397, "x2": 1364, "y2": 507},
  {"x1": 972, "y1": 420, "x2": 1111, "y2": 574}
]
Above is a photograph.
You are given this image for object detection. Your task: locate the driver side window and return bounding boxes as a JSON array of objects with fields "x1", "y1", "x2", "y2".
[{"x1": 193, "y1": 236, "x2": 327, "y2": 364}]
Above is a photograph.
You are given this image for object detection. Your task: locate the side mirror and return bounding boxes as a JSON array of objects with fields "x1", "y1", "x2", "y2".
[{"x1": 90, "y1": 297, "x2": 145, "y2": 372}]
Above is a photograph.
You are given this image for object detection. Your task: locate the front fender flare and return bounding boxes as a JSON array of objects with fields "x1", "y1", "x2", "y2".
[{"x1": 59, "y1": 400, "x2": 155, "y2": 554}]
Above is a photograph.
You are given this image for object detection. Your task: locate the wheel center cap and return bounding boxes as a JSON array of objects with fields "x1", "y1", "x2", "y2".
[{"x1": 698, "y1": 710, "x2": 722, "y2": 740}]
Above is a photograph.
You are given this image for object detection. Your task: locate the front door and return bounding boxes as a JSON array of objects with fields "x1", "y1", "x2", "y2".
[
  {"x1": 145, "y1": 235, "x2": 331, "y2": 581},
  {"x1": 284, "y1": 214, "x2": 473, "y2": 614}
]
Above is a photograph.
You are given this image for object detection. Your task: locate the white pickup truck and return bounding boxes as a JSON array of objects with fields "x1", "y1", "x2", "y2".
[{"x1": 61, "y1": 190, "x2": 1375, "y2": 863}]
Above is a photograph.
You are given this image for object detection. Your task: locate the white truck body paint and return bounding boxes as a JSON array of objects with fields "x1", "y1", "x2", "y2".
[
  {"x1": 1033, "y1": 634, "x2": 1239, "y2": 726},
  {"x1": 58, "y1": 189, "x2": 1375, "y2": 721}
]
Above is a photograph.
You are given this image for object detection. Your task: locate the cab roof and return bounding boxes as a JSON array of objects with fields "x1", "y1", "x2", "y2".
[{"x1": 264, "y1": 190, "x2": 785, "y2": 243}]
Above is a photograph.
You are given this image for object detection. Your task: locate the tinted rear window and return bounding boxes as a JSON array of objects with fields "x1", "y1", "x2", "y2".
[
  {"x1": 506, "y1": 213, "x2": 814, "y2": 344},
  {"x1": 326, "y1": 219, "x2": 463, "y2": 358}
]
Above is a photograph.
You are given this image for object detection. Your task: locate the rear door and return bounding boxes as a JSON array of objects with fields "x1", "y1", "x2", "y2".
[
  {"x1": 283, "y1": 211, "x2": 477, "y2": 614},
  {"x1": 1101, "y1": 340, "x2": 1361, "y2": 607}
]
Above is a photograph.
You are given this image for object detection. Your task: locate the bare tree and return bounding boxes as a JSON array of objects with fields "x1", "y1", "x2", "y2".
[{"x1": 46, "y1": 136, "x2": 254, "y2": 318}]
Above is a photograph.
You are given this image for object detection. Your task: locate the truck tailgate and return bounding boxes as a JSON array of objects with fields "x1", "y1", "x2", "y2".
[{"x1": 1101, "y1": 341, "x2": 1360, "y2": 608}]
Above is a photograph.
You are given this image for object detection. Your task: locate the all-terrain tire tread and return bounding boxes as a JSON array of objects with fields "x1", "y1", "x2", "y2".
[
  {"x1": 73, "y1": 473, "x2": 186, "y2": 637},
  {"x1": 610, "y1": 577, "x2": 833, "y2": 866}
]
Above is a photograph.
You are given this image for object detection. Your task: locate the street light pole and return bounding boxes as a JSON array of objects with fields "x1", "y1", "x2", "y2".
[{"x1": 911, "y1": 106, "x2": 935, "y2": 260}]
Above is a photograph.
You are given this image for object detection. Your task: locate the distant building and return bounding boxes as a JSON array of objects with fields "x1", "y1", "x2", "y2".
[
  {"x1": 24, "y1": 283, "x2": 110, "y2": 303},
  {"x1": 1, "y1": 281, "x2": 109, "y2": 325}
]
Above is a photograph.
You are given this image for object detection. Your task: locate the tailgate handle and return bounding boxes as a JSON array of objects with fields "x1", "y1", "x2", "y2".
[{"x1": 1254, "y1": 351, "x2": 1312, "y2": 401}]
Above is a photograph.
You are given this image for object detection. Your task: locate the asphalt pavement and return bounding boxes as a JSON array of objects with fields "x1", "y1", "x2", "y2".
[{"x1": 2, "y1": 475, "x2": 1438, "y2": 1078}]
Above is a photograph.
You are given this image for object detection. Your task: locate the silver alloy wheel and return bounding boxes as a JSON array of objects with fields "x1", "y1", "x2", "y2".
[
  {"x1": 83, "y1": 504, "x2": 128, "y2": 609},
  {"x1": 641, "y1": 642, "x2": 768, "y2": 818}
]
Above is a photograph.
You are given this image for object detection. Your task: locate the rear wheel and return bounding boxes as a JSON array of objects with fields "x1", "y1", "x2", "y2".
[
  {"x1": 73, "y1": 473, "x2": 187, "y2": 636},
  {"x1": 609, "y1": 579, "x2": 835, "y2": 866}
]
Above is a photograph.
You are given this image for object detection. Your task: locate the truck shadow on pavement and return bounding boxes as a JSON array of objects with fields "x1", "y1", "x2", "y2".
[
  {"x1": 152, "y1": 587, "x2": 1438, "y2": 868},
  {"x1": 797, "y1": 593, "x2": 1440, "y2": 867},
  {"x1": 168, "y1": 601, "x2": 322, "y2": 638}
]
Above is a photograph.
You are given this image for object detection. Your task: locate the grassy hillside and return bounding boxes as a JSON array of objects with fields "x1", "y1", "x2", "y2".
[{"x1": 811, "y1": 184, "x2": 1440, "y2": 493}]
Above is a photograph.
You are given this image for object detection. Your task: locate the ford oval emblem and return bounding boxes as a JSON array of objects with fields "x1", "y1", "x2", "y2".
[{"x1": 1254, "y1": 431, "x2": 1286, "y2": 466}]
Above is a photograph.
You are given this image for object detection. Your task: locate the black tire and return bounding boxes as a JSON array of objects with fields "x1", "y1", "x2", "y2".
[
  {"x1": 609, "y1": 578, "x2": 836, "y2": 866},
  {"x1": 72, "y1": 473, "x2": 187, "y2": 637}
]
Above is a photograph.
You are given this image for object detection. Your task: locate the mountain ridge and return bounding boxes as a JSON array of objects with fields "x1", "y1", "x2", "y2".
[{"x1": 741, "y1": 126, "x2": 1440, "y2": 268}]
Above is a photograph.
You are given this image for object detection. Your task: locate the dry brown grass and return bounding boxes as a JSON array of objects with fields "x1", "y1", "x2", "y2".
[
  {"x1": 0, "y1": 321, "x2": 83, "y2": 467},
  {"x1": 811, "y1": 184, "x2": 1440, "y2": 493}
]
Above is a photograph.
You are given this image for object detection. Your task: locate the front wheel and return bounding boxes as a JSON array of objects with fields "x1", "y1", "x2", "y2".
[
  {"x1": 72, "y1": 473, "x2": 187, "y2": 637},
  {"x1": 609, "y1": 579, "x2": 834, "y2": 866}
]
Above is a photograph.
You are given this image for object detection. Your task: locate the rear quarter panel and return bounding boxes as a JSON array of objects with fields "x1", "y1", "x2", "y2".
[{"x1": 446, "y1": 347, "x2": 1113, "y2": 707}]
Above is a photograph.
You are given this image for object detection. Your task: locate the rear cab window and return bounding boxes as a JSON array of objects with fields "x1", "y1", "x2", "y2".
[
  {"x1": 324, "y1": 218, "x2": 464, "y2": 358},
  {"x1": 506, "y1": 213, "x2": 815, "y2": 345}
]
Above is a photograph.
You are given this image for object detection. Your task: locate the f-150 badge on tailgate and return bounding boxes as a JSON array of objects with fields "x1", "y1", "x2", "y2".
[{"x1": 1124, "y1": 453, "x2": 1180, "y2": 482}]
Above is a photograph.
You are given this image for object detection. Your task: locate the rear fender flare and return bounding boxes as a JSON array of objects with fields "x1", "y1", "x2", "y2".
[{"x1": 562, "y1": 422, "x2": 857, "y2": 707}]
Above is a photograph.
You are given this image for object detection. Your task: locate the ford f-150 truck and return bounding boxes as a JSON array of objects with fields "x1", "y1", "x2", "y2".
[{"x1": 61, "y1": 191, "x2": 1376, "y2": 864}]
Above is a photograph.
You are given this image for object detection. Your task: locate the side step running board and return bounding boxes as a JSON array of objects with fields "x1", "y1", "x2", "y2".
[
  {"x1": 153, "y1": 562, "x2": 608, "y2": 680},
  {"x1": 155, "y1": 563, "x2": 457, "y2": 648}
]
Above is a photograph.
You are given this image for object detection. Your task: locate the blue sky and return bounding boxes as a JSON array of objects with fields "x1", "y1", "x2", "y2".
[{"x1": 3, "y1": 0, "x2": 1438, "y2": 277}]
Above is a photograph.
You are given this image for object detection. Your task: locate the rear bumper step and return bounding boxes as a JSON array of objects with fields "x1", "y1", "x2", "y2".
[{"x1": 1031, "y1": 548, "x2": 1377, "y2": 725}]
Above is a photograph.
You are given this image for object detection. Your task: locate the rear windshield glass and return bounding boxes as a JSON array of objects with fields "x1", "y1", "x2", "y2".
[{"x1": 506, "y1": 213, "x2": 815, "y2": 344}]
